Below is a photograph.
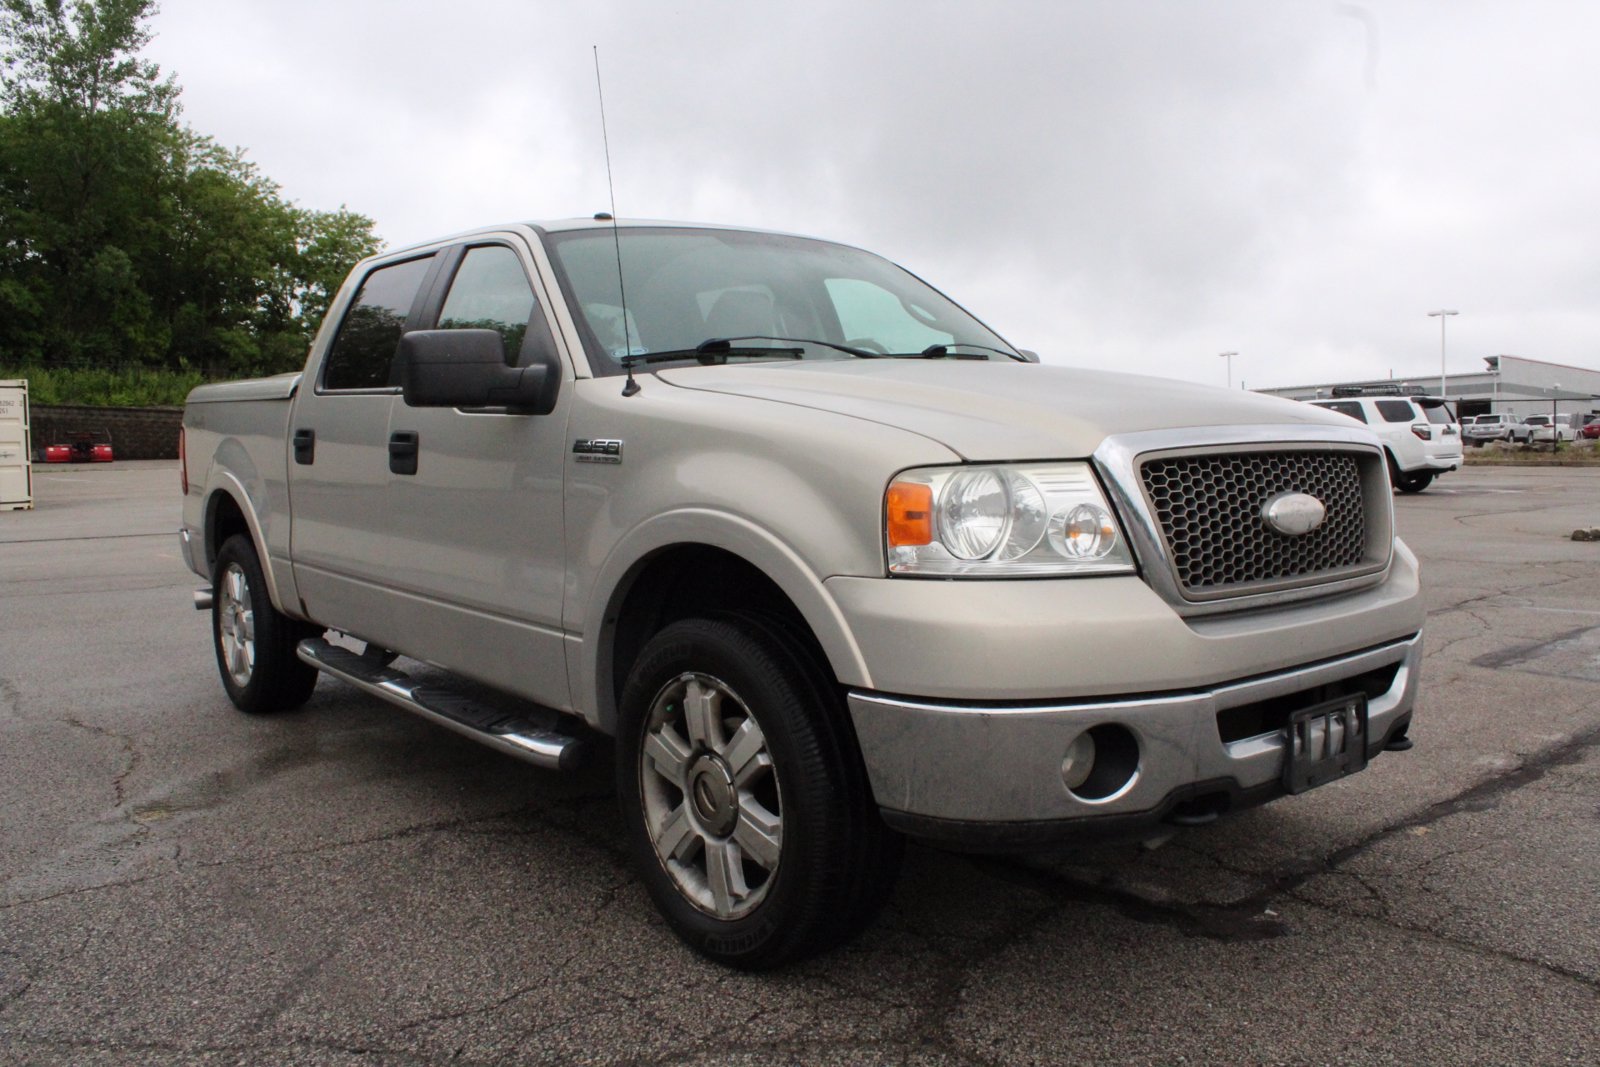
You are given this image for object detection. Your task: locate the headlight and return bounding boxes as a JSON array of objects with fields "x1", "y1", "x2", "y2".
[{"x1": 886, "y1": 462, "x2": 1137, "y2": 577}]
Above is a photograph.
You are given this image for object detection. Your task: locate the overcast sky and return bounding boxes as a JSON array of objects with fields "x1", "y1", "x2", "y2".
[{"x1": 142, "y1": 0, "x2": 1599, "y2": 390}]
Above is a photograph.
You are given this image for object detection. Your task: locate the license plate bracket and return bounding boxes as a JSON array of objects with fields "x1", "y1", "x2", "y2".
[{"x1": 1282, "y1": 695, "x2": 1369, "y2": 794}]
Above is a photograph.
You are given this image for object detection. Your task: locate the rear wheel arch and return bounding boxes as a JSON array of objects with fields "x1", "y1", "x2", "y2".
[
  {"x1": 204, "y1": 488, "x2": 250, "y2": 574},
  {"x1": 211, "y1": 533, "x2": 319, "y2": 713},
  {"x1": 200, "y1": 478, "x2": 302, "y2": 619}
]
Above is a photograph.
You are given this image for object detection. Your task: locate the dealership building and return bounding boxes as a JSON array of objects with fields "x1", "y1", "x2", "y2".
[{"x1": 1257, "y1": 354, "x2": 1600, "y2": 421}]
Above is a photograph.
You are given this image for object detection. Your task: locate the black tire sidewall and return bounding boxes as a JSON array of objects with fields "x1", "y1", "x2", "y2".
[
  {"x1": 1396, "y1": 471, "x2": 1432, "y2": 493},
  {"x1": 617, "y1": 618, "x2": 854, "y2": 969},
  {"x1": 211, "y1": 534, "x2": 315, "y2": 714}
]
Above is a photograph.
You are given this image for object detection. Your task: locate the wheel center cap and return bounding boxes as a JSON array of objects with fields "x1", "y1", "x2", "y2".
[{"x1": 687, "y1": 753, "x2": 737, "y2": 837}]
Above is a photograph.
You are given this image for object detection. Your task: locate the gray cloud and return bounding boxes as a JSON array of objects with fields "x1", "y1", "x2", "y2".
[{"x1": 145, "y1": 0, "x2": 1600, "y2": 387}]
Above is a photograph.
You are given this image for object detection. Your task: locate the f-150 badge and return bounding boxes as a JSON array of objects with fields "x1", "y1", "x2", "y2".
[{"x1": 572, "y1": 438, "x2": 624, "y2": 464}]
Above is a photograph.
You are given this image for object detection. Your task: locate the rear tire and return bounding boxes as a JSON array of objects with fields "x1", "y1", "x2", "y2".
[
  {"x1": 1394, "y1": 470, "x2": 1433, "y2": 493},
  {"x1": 212, "y1": 534, "x2": 319, "y2": 713},
  {"x1": 1386, "y1": 454, "x2": 1433, "y2": 494},
  {"x1": 617, "y1": 616, "x2": 900, "y2": 969}
]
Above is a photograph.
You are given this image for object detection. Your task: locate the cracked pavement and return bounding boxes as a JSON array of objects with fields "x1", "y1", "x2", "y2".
[{"x1": 1, "y1": 462, "x2": 1596, "y2": 1065}]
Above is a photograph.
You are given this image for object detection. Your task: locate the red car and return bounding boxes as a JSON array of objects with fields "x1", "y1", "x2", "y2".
[
  {"x1": 1581, "y1": 419, "x2": 1600, "y2": 440},
  {"x1": 42, "y1": 429, "x2": 114, "y2": 463}
]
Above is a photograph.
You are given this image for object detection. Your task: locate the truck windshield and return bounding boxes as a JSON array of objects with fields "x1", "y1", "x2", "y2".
[{"x1": 541, "y1": 227, "x2": 1019, "y2": 375}]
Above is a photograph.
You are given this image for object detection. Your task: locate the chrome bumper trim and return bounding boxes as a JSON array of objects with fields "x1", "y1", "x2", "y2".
[{"x1": 847, "y1": 632, "x2": 1421, "y2": 826}]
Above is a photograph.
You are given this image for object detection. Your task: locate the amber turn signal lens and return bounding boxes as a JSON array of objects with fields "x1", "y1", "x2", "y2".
[{"x1": 887, "y1": 481, "x2": 934, "y2": 546}]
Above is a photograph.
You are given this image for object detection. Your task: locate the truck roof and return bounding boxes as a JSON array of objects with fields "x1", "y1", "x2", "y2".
[{"x1": 375, "y1": 217, "x2": 840, "y2": 260}]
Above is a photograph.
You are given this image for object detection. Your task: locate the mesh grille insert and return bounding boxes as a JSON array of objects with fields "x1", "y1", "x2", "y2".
[{"x1": 1139, "y1": 450, "x2": 1367, "y2": 595}]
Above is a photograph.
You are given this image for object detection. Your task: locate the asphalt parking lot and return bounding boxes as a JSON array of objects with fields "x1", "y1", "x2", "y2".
[{"x1": 2, "y1": 461, "x2": 1597, "y2": 1065}]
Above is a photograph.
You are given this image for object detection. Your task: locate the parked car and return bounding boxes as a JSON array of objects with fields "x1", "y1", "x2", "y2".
[
  {"x1": 1581, "y1": 418, "x2": 1600, "y2": 440},
  {"x1": 41, "y1": 429, "x2": 114, "y2": 463},
  {"x1": 1306, "y1": 392, "x2": 1462, "y2": 492},
  {"x1": 1463, "y1": 412, "x2": 1528, "y2": 445},
  {"x1": 1529, "y1": 415, "x2": 1577, "y2": 444}
]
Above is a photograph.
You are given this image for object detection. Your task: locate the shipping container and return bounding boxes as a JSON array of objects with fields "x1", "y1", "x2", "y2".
[{"x1": 0, "y1": 379, "x2": 34, "y2": 510}]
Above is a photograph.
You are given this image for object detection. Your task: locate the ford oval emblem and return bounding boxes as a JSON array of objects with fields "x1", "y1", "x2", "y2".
[{"x1": 1262, "y1": 492, "x2": 1326, "y2": 536}]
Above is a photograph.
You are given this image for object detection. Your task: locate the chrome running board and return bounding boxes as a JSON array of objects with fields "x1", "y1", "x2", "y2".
[{"x1": 296, "y1": 638, "x2": 586, "y2": 771}]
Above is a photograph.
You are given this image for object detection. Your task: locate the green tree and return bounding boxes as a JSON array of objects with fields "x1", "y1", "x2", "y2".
[
  {"x1": 296, "y1": 206, "x2": 381, "y2": 331},
  {"x1": 0, "y1": 0, "x2": 178, "y2": 364},
  {"x1": 0, "y1": 0, "x2": 379, "y2": 378}
]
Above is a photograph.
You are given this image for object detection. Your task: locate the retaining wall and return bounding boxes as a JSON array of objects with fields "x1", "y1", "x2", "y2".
[{"x1": 32, "y1": 405, "x2": 183, "y2": 460}]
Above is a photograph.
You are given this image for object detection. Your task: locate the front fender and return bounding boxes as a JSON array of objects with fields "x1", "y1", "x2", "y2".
[{"x1": 572, "y1": 508, "x2": 873, "y2": 734}]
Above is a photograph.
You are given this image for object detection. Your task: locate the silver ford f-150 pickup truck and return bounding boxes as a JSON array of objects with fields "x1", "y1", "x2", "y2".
[{"x1": 180, "y1": 218, "x2": 1424, "y2": 968}]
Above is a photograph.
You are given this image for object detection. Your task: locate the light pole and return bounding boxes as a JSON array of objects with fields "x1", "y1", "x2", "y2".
[
  {"x1": 1553, "y1": 382, "x2": 1561, "y2": 452},
  {"x1": 1427, "y1": 310, "x2": 1457, "y2": 397},
  {"x1": 1219, "y1": 351, "x2": 1237, "y2": 390}
]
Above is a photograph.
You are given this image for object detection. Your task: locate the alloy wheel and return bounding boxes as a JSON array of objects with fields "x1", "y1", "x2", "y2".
[{"x1": 638, "y1": 672, "x2": 782, "y2": 919}]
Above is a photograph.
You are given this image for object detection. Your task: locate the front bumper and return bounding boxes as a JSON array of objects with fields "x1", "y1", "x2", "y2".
[{"x1": 847, "y1": 631, "x2": 1421, "y2": 849}]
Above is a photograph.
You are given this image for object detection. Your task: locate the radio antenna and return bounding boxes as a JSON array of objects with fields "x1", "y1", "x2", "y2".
[{"x1": 593, "y1": 46, "x2": 639, "y2": 397}]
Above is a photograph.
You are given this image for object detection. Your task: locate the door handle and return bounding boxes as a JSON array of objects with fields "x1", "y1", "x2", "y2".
[
  {"x1": 293, "y1": 428, "x2": 315, "y2": 465},
  {"x1": 389, "y1": 431, "x2": 419, "y2": 475}
]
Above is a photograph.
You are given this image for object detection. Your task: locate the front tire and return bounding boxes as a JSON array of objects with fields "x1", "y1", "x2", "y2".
[
  {"x1": 617, "y1": 616, "x2": 900, "y2": 969},
  {"x1": 212, "y1": 534, "x2": 319, "y2": 713}
]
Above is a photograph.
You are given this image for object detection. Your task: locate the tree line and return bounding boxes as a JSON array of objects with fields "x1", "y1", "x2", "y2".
[{"x1": 0, "y1": 0, "x2": 382, "y2": 378}]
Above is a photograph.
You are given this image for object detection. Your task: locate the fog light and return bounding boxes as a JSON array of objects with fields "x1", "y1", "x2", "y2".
[
  {"x1": 1066, "y1": 723, "x2": 1142, "y2": 801},
  {"x1": 1060, "y1": 731, "x2": 1096, "y2": 791}
]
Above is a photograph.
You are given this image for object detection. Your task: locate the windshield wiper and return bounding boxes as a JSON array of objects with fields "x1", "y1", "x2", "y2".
[
  {"x1": 911, "y1": 342, "x2": 1028, "y2": 362},
  {"x1": 709, "y1": 335, "x2": 887, "y2": 359},
  {"x1": 620, "y1": 337, "x2": 804, "y2": 368}
]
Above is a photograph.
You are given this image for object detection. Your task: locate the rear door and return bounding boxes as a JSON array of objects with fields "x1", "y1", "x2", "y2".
[{"x1": 288, "y1": 251, "x2": 441, "y2": 634}]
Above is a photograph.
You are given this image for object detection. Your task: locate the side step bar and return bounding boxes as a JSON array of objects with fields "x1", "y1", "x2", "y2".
[{"x1": 296, "y1": 638, "x2": 587, "y2": 771}]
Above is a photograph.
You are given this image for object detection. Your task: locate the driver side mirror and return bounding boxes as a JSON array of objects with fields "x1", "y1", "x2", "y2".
[{"x1": 398, "y1": 329, "x2": 559, "y2": 414}]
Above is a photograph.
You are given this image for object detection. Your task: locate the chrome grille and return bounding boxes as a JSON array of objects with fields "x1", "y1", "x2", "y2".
[{"x1": 1139, "y1": 450, "x2": 1367, "y2": 596}]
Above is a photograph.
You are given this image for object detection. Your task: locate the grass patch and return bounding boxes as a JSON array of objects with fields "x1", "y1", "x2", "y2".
[
  {"x1": 0, "y1": 365, "x2": 206, "y2": 407},
  {"x1": 1465, "y1": 442, "x2": 1600, "y2": 466}
]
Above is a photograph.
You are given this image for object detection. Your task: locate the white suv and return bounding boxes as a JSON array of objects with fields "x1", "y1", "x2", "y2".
[
  {"x1": 1307, "y1": 393, "x2": 1462, "y2": 492},
  {"x1": 1527, "y1": 414, "x2": 1577, "y2": 444},
  {"x1": 1463, "y1": 412, "x2": 1530, "y2": 445}
]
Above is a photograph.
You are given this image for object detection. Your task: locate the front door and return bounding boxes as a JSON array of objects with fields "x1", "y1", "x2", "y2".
[{"x1": 381, "y1": 240, "x2": 574, "y2": 711}]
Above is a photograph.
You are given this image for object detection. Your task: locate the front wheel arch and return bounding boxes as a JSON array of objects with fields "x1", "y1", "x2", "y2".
[{"x1": 590, "y1": 532, "x2": 868, "y2": 736}]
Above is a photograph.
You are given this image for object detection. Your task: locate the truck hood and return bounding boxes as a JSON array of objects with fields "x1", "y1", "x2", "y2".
[{"x1": 653, "y1": 359, "x2": 1349, "y2": 460}]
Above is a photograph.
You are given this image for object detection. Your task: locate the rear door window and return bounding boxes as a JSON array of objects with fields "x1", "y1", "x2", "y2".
[
  {"x1": 322, "y1": 256, "x2": 435, "y2": 391},
  {"x1": 1314, "y1": 401, "x2": 1368, "y2": 423},
  {"x1": 1375, "y1": 400, "x2": 1417, "y2": 423}
]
